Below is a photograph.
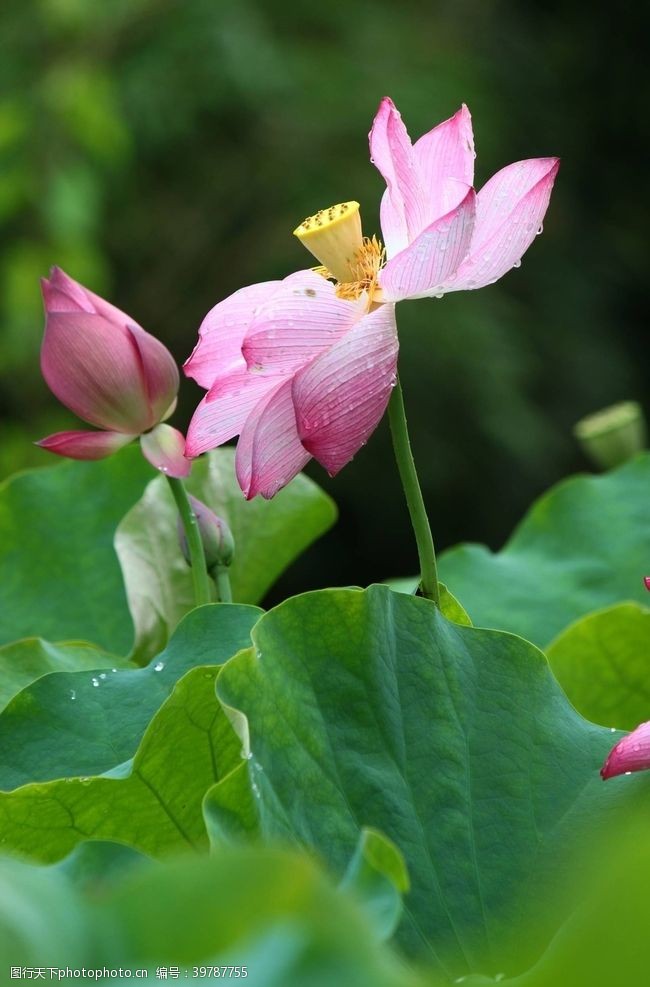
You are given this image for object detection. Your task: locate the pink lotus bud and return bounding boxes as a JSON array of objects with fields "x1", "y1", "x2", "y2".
[
  {"x1": 178, "y1": 495, "x2": 235, "y2": 571},
  {"x1": 601, "y1": 721, "x2": 650, "y2": 780},
  {"x1": 644, "y1": 576, "x2": 650, "y2": 592},
  {"x1": 38, "y1": 268, "x2": 185, "y2": 474}
]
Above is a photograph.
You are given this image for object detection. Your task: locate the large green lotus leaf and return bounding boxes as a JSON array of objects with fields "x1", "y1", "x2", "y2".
[
  {"x1": 0, "y1": 638, "x2": 126, "y2": 711},
  {"x1": 115, "y1": 448, "x2": 337, "y2": 661},
  {"x1": 547, "y1": 603, "x2": 650, "y2": 730},
  {"x1": 0, "y1": 447, "x2": 152, "y2": 653},
  {"x1": 0, "y1": 603, "x2": 259, "y2": 790},
  {"x1": 211, "y1": 585, "x2": 650, "y2": 979},
  {"x1": 0, "y1": 664, "x2": 241, "y2": 862},
  {"x1": 438, "y1": 454, "x2": 650, "y2": 647},
  {"x1": 0, "y1": 847, "x2": 425, "y2": 987}
]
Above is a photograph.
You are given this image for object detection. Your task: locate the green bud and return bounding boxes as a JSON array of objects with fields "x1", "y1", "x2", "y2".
[
  {"x1": 178, "y1": 495, "x2": 235, "y2": 571},
  {"x1": 573, "y1": 401, "x2": 646, "y2": 470}
]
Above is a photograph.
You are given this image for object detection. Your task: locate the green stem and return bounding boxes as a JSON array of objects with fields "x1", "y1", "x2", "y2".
[
  {"x1": 213, "y1": 564, "x2": 233, "y2": 604},
  {"x1": 166, "y1": 476, "x2": 212, "y2": 608},
  {"x1": 387, "y1": 375, "x2": 440, "y2": 605}
]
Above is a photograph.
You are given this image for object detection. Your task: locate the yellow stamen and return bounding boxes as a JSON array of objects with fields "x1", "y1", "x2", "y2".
[
  {"x1": 335, "y1": 236, "x2": 385, "y2": 303},
  {"x1": 294, "y1": 201, "x2": 363, "y2": 283}
]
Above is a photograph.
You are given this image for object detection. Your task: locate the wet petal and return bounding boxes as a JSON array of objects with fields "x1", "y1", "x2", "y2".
[
  {"x1": 441, "y1": 157, "x2": 560, "y2": 292},
  {"x1": 413, "y1": 104, "x2": 475, "y2": 222},
  {"x1": 379, "y1": 186, "x2": 476, "y2": 301},
  {"x1": 183, "y1": 280, "x2": 280, "y2": 389},
  {"x1": 185, "y1": 370, "x2": 279, "y2": 458},
  {"x1": 601, "y1": 721, "x2": 650, "y2": 780},
  {"x1": 140, "y1": 424, "x2": 190, "y2": 478},
  {"x1": 41, "y1": 311, "x2": 152, "y2": 433},
  {"x1": 243, "y1": 270, "x2": 365, "y2": 375},
  {"x1": 293, "y1": 303, "x2": 399, "y2": 476},
  {"x1": 36, "y1": 429, "x2": 135, "y2": 460},
  {"x1": 236, "y1": 379, "x2": 311, "y2": 499},
  {"x1": 127, "y1": 324, "x2": 180, "y2": 426},
  {"x1": 370, "y1": 97, "x2": 427, "y2": 257}
]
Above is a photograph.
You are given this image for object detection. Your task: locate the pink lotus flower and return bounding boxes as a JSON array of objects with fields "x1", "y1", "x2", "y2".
[
  {"x1": 38, "y1": 267, "x2": 189, "y2": 477},
  {"x1": 184, "y1": 270, "x2": 398, "y2": 498},
  {"x1": 185, "y1": 97, "x2": 558, "y2": 498},
  {"x1": 601, "y1": 721, "x2": 650, "y2": 780}
]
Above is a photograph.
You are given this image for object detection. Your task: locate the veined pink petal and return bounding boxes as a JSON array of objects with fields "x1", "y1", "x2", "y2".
[
  {"x1": 36, "y1": 429, "x2": 135, "y2": 460},
  {"x1": 127, "y1": 324, "x2": 180, "y2": 426},
  {"x1": 601, "y1": 721, "x2": 650, "y2": 780},
  {"x1": 413, "y1": 104, "x2": 475, "y2": 223},
  {"x1": 293, "y1": 303, "x2": 399, "y2": 476},
  {"x1": 379, "y1": 186, "x2": 476, "y2": 302},
  {"x1": 235, "y1": 379, "x2": 311, "y2": 500},
  {"x1": 43, "y1": 267, "x2": 142, "y2": 331},
  {"x1": 441, "y1": 157, "x2": 560, "y2": 293},
  {"x1": 41, "y1": 312, "x2": 153, "y2": 433},
  {"x1": 370, "y1": 97, "x2": 427, "y2": 258},
  {"x1": 243, "y1": 270, "x2": 366, "y2": 375},
  {"x1": 185, "y1": 370, "x2": 279, "y2": 457},
  {"x1": 140, "y1": 424, "x2": 190, "y2": 478},
  {"x1": 183, "y1": 281, "x2": 280, "y2": 389}
]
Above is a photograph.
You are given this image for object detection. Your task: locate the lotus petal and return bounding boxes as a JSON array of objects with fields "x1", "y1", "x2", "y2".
[{"x1": 293, "y1": 303, "x2": 399, "y2": 476}]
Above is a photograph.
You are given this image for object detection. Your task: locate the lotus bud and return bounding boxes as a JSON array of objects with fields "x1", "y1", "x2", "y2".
[
  {"x1": 601, "y1": 721, "x2": 650, "y2": 780},
  {"x1": 37, "y1": 267, "x2": 187, "y2": 475},
  {"x1": 574, "y1": 401, "x2": 646, "y2": 471},
  {"x1": 178, "y1": 495, "x2": 235, "y2": 572}
]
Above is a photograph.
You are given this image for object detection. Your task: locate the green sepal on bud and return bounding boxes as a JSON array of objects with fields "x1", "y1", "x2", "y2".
[
  {"x1": 178, "y1": 495, "x2": 235, "y2": 573},
  {"x1": 574, "y1": 401, "x2": 647, "y2": 471}
]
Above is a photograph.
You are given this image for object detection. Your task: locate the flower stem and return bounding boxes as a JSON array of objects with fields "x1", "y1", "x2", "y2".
[
  {"x1": 213, "y1": 564, "x2": 233, "y2": 603},
  {"x1": 387, "y1": 375, "x2": 440, "y2": 605},
  {"x1": 166, "y1": 476, "x2": 212, "y2": 608}
]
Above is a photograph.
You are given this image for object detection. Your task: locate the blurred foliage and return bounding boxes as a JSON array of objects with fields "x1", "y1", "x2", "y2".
[{"x1": 0, "y1": 0, "x2": 648, "y2": 595}]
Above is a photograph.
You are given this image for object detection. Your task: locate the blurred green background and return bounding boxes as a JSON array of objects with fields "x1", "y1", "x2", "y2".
[{"x1": 1, "y1": 0, "x2": 647, "y2": 597}]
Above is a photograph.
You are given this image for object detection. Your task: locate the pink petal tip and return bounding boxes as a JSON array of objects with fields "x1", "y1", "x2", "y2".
[
  {"x1": 601, "y1": 721, "x2": 650, "y2": 780},
  {"x1": 140, "y1": 424, "x2": 191, "y2": 478},
  {"x1": 36, "y1": 429, "x2": 135, "y2": 461}
]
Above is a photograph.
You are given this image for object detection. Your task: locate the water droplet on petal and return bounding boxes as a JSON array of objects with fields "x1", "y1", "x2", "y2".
[
  {"x1": 154, "y1": 661, "x2": 165, "y2": 672},
  {"x1": 513, "y1": 259, "x2": 522, "y2": 269},
  {"x1": 625, "y1": 771, "x2": 632, "y2": 775},
  {"x1": 536, "y1": 224, "x2": 544, "y2": 235},
  {"x1": 91, "y1": 677, "x2": 100, "y2": 687},
  {"x1": 435, "y1": 293, "x2": 444, "y2": 300},
  {"x1": 99, "y1": 672, "x2": 107, "y2": 680}
]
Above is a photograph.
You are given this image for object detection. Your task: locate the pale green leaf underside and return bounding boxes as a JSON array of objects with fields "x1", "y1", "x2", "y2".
[{"x1": 115, "y1": 447, "x2": 337, "y2": 661}]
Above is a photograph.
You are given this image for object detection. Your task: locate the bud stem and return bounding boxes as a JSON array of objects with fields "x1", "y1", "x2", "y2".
[
  {"x1": 166, "y1": 476, "x2": 212, "y2": 607},
  {"x1": 213, "y1": 563, "x2": 233, "y2": 604},
  {"x1": 387, "y1": 375, "x2": 440, "y2": 606}
]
